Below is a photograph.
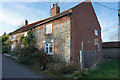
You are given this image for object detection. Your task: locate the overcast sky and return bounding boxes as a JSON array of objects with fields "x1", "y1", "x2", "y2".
[{"x1": 0, "y1": 1, "x2": 118, "y2": 42}]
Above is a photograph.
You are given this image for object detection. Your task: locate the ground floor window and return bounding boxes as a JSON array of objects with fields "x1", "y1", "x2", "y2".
[
  {"x1": 44, "y1": 42, "x2": 53, "y2": 55},
  {"x1": 11, "y1": 44, "x2": 16, "y2": 51}
]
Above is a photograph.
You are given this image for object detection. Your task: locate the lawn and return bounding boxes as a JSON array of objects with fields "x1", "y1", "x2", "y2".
[{"x1": 87, "y1": 59, "x2": 119, "y2": 78}]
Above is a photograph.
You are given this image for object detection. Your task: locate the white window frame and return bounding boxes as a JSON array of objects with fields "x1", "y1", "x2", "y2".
[
  {"x1": 44, "y1": 42, "x2": 53, "y2": 55},
  {"x1": 46, "y1": 23, "x2": 52, "y2": 34},
  {"x1": 12, "y1": 35, "x2": 16, "y2": 40},
  {"x1": 95, "y1": 29, "x2": 98, "y2": 36},
  {"x1": 24, "y1": 32, "x2": 27, "y2": 37},
  {"x1": 11, "y1": 44, "x2": 16, "y2": 51}
]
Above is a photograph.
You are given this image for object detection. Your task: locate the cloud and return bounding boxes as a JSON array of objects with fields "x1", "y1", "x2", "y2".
[
  {"x1": 0, "y1": 8, "x2": 24, "y2": 26},
  {"x1": 0, "y1": 2, "x2": 49, "y2": 36}
]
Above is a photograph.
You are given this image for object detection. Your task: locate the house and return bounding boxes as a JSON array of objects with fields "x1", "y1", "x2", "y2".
[
  {"x1": 9, "y1": 1, "x2": 102, "y2": 68},
  {"x1": 102, "y1": 41, "x2": 120, "y2": 59}
]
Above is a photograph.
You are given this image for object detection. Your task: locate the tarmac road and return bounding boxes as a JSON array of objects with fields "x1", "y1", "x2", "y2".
[{"x1": 2, "y1": 54, "x2": 51, "y2": 78}]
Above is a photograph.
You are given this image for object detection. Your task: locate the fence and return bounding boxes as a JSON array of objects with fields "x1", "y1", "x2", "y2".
[{"x1": 83, "y1": 51, "x2": 98, "y2": 68}]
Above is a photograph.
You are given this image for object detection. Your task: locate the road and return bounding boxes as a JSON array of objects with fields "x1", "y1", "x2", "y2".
[{"x1": 2, "y1": 54, "x2": 51, "y2": 78}]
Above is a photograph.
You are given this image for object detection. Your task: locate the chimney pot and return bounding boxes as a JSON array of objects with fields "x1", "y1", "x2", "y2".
[{"x1": 24, "y1": 19, "x2": 28, "y2": 26}]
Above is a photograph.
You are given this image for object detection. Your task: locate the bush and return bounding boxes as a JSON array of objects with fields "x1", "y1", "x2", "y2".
[
  {"x1": 17, "y1": 46, "x2": 53, "y2": 69},
  {"x1": 71, "y1": 71, "x2": 83, "y2": 78},
  {"x1": 47, "y1": 62, "x2": 81, "y2": 74},
  {"x1": 2, "y1": 46, "x2": 10, "y2": 53},
  {"x1": 18, "y1": 56, "x2": 31, "y2": 65},
  {"x1": 81, "y1": 70, "x2": 89, "y2": 77}
]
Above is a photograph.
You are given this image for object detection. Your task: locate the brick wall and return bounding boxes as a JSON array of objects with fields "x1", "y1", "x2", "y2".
[{"x1": 71, "y1": 2, "x2": 102, "y2": 62}]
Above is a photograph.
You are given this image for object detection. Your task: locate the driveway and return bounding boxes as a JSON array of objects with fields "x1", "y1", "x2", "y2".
[{"x1": 2, "y1": 54, "x2": 51, "y2": 78}]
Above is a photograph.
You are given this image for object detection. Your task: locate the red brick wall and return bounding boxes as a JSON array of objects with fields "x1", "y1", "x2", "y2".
[
  {"x1": 70, "y1": 2, "x2": 102, "y2": 62},
  {"x1": 51, "y1": 3, "x2": 60, "y2": 16}
]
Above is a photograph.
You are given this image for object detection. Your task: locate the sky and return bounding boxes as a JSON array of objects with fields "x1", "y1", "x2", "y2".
[{"x1": 0, "y1": 1, "x2": 118, "y2": 42}]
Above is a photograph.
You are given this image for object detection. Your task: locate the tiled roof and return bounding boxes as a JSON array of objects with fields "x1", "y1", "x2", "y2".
[
  {"x1": 102, "y1": 41, "x2": 120, "y2": 48},
  {"x1": 9, "y1": 9, "x2": 71, "y2": 35}
]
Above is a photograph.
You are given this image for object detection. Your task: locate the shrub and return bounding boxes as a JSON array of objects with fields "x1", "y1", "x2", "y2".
[
  {"x1": 71, "y1": 71, "x2": 83, "y2": 78},
  {"x1": 18, "y1": 56, "x2": 31, "y2": 65},
  {"x1": 81, "y1": 70, "x2": 89, "y2": 77},
  {"x1": 2, "y1": 46, "x2": 10, "y2": 53},
  {"x1": 47, "y1": 62, "x2": 81, "y2": 74},
  {"x1": 17, "y1": 46, "x2": 53, "y2": 69}
]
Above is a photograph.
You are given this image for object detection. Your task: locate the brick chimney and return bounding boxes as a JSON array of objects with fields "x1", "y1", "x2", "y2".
[
  {"x1": 24, "y1": 19, "x2": 28, "y2": 26},
  {"x1": 51, "y1": 3, "x2": 60, "y2": 16}
]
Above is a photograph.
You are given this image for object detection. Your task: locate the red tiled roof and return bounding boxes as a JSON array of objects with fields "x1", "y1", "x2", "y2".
[
  {"x1": 102, "y1": 41, "x2": 120, "y2": 48},
  {"x1": 9, "y1": 9, "x2": 71, "y2": 35}
]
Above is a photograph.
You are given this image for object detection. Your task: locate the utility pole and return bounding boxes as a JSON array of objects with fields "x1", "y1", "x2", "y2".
[{"x1": 118, "y1": 1, "x2": 120, "y2": 41}]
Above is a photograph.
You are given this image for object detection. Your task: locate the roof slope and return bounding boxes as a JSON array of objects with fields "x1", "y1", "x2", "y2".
[{"x1": 9, "y1": 9, "x2": 71, "y2": 35}]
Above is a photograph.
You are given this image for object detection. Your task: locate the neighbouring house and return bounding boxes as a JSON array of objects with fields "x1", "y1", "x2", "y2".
[
  {"x1": 9, "y1": 1, "x2": 102, "y2": 68},
  {"x1": 102, "y1": 41, "x2": 120, "y2": 59}
]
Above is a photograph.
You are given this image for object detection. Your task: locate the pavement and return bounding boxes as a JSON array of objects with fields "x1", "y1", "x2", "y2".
[{"x1": 2, "y1": 54, "x2": 52, "y2": 78}]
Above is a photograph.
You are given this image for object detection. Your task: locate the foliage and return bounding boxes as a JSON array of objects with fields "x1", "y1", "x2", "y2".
[
  {"x1": 17, "y1": 45, "x2": 53, "y2": 71},
  {"x1": 1, "y1": 34, "x2": 11, "y2": 53},
  {"x1": 20, "y1": 30, "x2": 36, "y2": 47},
  {"x1": 2, "y1": 46, "x2": 10, "y2": 53},
  {"x1": 47, "y1": 62, "x2": 81, "y2": 74},
  {"x1": 2, "y1": 34, "x2": 9, "y2": 45},
  {"x1": 18, "y1": 56, "x2": 31, "y2": 65}
]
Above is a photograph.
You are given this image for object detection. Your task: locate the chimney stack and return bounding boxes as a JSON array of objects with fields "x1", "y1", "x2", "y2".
[
  {"x1": 51, "y1": 3, "x2": 60, "y2": 16},
  {"x1": 24, "y1": 19, "x2": 28, "y2": 26}
]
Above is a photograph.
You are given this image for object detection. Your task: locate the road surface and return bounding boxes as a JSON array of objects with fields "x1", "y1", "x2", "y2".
[{"x1": 2, "y1": 54, "x2": 51, "y2": 78}]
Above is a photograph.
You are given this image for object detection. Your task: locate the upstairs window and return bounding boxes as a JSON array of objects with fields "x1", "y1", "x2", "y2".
[
  {"x1": 24, "y1": 32, "x2": 27, "y2": 37},
  {"x1": 12, "y1": 35, "x2": 16, "y2": 40},
  {"x1": 95, "y1": 29, "x2": 98, "y2": 36},
  {"x1": 44, "y1": 42, "x2": 53, "y2": 55},
  {"x1": 46, "y1": 23, "x2": 52, "y2": 34}
]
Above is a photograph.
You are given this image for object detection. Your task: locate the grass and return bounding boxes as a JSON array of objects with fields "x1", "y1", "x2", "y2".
[{"x1": 87, "y1": 59, "x2": 119, "y2": 78}]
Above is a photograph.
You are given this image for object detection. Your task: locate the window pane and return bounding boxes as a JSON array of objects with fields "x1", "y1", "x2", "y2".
[
  {"x1": 46, "y1": 44, "x2": 48, "y2": 46},
  {"x1": 95, "y1": 29, "x2": 98, "y2": 36},
  {"x1": 12, "y1": 35, "x2": 16, "y2": 40},
  {"x1": 49, "y1": 44, "x2": 53, "y2": 53},
  {"x1": 44, "y1": 44, "x2": 46, "y2": 52},
  {"x1": 46, "y1": 47, "x2": 48, "y2": 53}
]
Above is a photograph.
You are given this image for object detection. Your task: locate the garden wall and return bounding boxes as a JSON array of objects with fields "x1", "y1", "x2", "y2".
[{"x1": 102, "y1": 48, "x2": 120, "y2": 59}]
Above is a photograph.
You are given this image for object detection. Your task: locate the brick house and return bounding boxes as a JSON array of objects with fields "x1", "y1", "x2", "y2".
[{"x1": 9, "y1": 1, "x2": 102, "y2": 67}]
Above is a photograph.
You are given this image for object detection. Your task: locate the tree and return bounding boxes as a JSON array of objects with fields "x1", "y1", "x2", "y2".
[
  {"x1": 109, "y1": 32, "x2": 120, "y2": 41},
  {"x1": 1, "y1": 34, "x2": 11, "y2": 53},
  {"x1": 3, "y1": 32, "x2": 6, "y2": 36},
  {"x1": 20, "y1": 30, "x2": 36, "y2": 47}
]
